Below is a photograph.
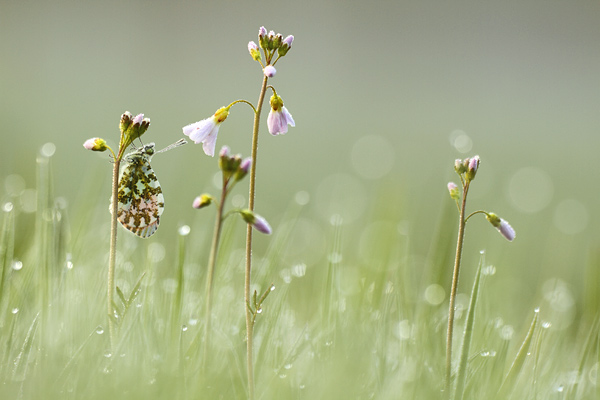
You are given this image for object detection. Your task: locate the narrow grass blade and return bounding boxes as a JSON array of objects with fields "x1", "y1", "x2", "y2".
[
  {"x1": 12, "y1": 312, "x2": 40, "y2": 381},
  {"x1": 0, "y1": 204, "x2": 15, "y2": 305},
  {"x1": 453, "y1": 254, "x2": 484, "y2": 400},
  {"x1": 567, "y1": 315, "x2": 599, "y2": 398},
  {"x1": 496, "y1": 308, "x2": 539, "y2": 399}
]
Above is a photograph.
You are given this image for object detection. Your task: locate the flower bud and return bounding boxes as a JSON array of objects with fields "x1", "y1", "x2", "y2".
[
  {"x1": 447, "y1": 182, "x2": 459, "y2": 200},
  {"x1": 486, "y1": 212, "x2": 516, "y2": 241},
  {"x1": 263, "y1": 65, "x2": 276, "y2": 78},
  {"x1": 248, "y1": 41, "x2": 261, "y2": 62},
  {"x1": 240, "y1": 209, "x2": 272, "y2": 234},
  {"x1": 83, "y1": 137, "x2": 108, "y2": 152},
  {"x1": 235, "y1": 157, "x2": 252, "y2": 181},
  {"x1": 273, "y1": 33, "x2": 283, "y2": 49},
  {"x1": 192, "y1": 194, "x2": 213, "y2": 209},
  {"x1": 278, "y1": 35, "x2": 294, "y2": 56},
  {"x1": 258, "y1": 26, "x2": 268, "y2": 48},
  {"x1": 466, "y1": 155, "x2": 480, "y2": 181},
  {"x1": 454, "y1": 159, "x2": 466, "y2": 174}
]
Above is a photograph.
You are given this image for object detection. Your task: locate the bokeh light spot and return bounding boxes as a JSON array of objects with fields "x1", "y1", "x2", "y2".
[
  {"x1": 553, "y1": 199, "x2": 588, "y2": 235},
  {"x1": 508, "y1": 167, "x2": 553, "y2": 213},
  {"x1": 315, "y1": 174, "x2": 366, "y2": 224},
  {"x1": 449, "y1": 130, "x2": 473, "y2": 153},
  {"x1": 351, "y1": 135, "x2": 394, "y2": 180}
]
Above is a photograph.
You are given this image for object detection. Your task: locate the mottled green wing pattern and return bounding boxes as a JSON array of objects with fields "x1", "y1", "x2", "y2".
[{"x1": 116, "y1": 144, "x2": 164, "y2": 238}]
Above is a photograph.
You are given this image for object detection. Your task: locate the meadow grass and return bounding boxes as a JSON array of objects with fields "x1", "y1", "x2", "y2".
[{"x1": 0, "y1": 152, "x2": 598, "y2": 400}]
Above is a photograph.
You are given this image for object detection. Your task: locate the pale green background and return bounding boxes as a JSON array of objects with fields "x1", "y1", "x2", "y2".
[{"x1": 1, "y1": 0, "x2": 599, "y2": 317}]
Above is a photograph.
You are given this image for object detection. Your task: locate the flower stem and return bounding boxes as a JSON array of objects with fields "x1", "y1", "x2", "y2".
[
  {"x1": 202, "y1": 178, "x2": 228, "y2": 367},
  {"x1": 108, "y1": 156, "x2": 121, "y2": 350},
  {"x1": 245, "y1": 75, "x2": 268, "y2": 400},
  {"x1": 445, "y1": 181, "x2": 470, "y2": 397}
]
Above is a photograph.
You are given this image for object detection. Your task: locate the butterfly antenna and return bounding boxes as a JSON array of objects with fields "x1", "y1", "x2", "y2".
[{"x1": 156, "y1": 138, "x2": 188, "y2": 154}]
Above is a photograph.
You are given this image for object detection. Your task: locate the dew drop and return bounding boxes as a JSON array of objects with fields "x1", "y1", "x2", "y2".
[
  {"x1": 269, "y1": 284, "x2": 275, "y2": 292},
  {"x1": 178, "y1": 225, "x2": 191, "y2": 236},
  {"x1": 328, "y1": 252, "x2": 342, "y2": 264},
  {"x1": 12, "y1": 260, "x2": 23, "y2": 271},
  {"x1": 534, "y1": 307, "x2": 540, "y2": 313},
  {"x1": 95, "y1": 326, "x2": 104, "y2": 335},
  {"x1": 182, "y1": 325, "x2": 188, "y2": 332},
  {"x1": 104, "y1": 351, "x2": 112, "y2": 358},
  {"x1": 256, "y1": 308, "x2": 263, "y2": 314},
  {"x1": 66, "y1": 261, "x2": 74, "y2": 270},
  {"x1": 542, "y1": 321, "x2": 552, "y2": 329},
  {"x1": 279, "y1": 373, "x2": 287, "y2": 379},
  {"x1": 299, "y1": 383, "x2": 305, "y2": 390},
  {"x1": 3, "y1": 202, "x2": 13, "y2": 212},
  {"x1": 11, "y1": 307, "x2": 19, "y2": 314},
  {"x1": 188, "y1": 318, "x2": 199, "y2": 326},
  {"x1": 40, "y1": 142, "x2": 56, "y2": 157},
  {"x1": 556, "y1": 385, "x2": 564, "y2": 393},
  {"x1": 284, "y1": 363, "x2": 292, "y2": 370}
]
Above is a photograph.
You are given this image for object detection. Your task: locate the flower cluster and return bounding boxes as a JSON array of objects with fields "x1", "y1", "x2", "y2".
[
  {"x1": 454, "y1": 155, "x2": 480, "y2": 183},
  {"x1": 249, "y1": 26, "x2": 294, "y2": 72},
  {"x1": 447, "y1": 154, "x2": 515, "y2": 241}
]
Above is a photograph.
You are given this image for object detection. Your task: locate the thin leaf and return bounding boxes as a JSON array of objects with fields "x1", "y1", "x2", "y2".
[
  {"x1": 116, "y1": 286, "x2": 127, "y2": 308},
  {"x1": 127, "y1": 271, "x2": 146, "y2": 305},
  {"x1": 454, "y1": 257, "x2": 483, "y2": 400},
  {"x1": 12, "y1": 313, "x2": 40, "y2": 381},
  {"x1": 496, "y1": 309, "x2": 539, "y2": 399}
]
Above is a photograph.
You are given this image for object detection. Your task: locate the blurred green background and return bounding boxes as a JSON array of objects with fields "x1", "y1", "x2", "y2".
[{"x1": 1, "y1": 0, "x2": 599, "y2": 327}]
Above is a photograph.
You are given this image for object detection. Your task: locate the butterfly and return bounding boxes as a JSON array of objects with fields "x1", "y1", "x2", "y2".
[{"x1": 114, "y1": 139, "x2": 187, "y2": 238}]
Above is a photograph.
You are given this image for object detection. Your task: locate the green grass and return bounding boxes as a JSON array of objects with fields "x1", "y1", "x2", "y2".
[{"x1": 0, "y1": 153, "x2": 598, "y2": 400}]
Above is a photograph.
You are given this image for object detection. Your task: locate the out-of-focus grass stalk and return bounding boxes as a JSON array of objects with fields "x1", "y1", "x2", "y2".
[
  {"x1": 446, "y1": 181, "x2": 470, "y2": 394},
  {"x1": 107, "y1": 156, "x2": 121, "y2": 350},
  {"x1": 496, "y1": 308, "x2": 539, "y2": 399},
  {"x1": 203, "y1": 184, "x2": 227, "y2": 366},
  {"x1": 453, "y1": 252, "x2": 483, "y2": 400},
  {"x1": 568, "y1": 315, "x2": 599, "y2": 398},
  {"x1": 171, "y1": 227, "x2": 187, "y2": 356},
  {"x1": 0, "y1": 201, "x2": 15, "y2": 306},
  {"x1": 244, "y1": 74, "x2": 269, "y2": 400}
]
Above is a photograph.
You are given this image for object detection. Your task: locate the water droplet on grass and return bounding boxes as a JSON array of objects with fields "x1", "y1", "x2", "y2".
[
  {"x1": 11, "y1": 308, "x2": 19, "y2": 314},
  {"x1": 104, "y1": 351, "x2": 112, "y2": 358},
  {"x1": 182, "y1": 325, "x2": 188, "y2": 332},
  {"x1": 284, "y1": 363, "x2": 292, "y2": 370},
  {"x1": 96, "y1": 326, "x2": 104, "y2": 334},
  {"x1": 3, "y1": 202, "x2": 13, "y2": 212},
  {"x1": 12, "y1": 260, "x2": 23, "y2": 271},
  {"x1": 178, "y1": 225, "x2": 191, "y2": 236}
]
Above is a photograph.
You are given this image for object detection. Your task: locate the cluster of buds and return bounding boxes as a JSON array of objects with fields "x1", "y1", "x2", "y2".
[
  {"x1": 218, "y1": 145, "x2": 251, "y2": 182},
  {"x1": 454, "y1": 155, "x2": 480, "y2": 182},
  {"x1": 83, "y1": 111, "x2": 150, "y2": 157},
  {"x1": 248, "y1": 26, "x2": 294, "y2": 76},
  {"x1": 119, "y1": 112, "x2": 150, "y2": 152}
]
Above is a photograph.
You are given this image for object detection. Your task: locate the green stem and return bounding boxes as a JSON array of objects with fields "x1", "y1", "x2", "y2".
[
  {"x1": 108, "y1": 156, "x2": 121, "y2": 351},
  {"x1": 245, "y1": 75, "x2": 268, "y2": 400},
  {"x1": 445, "y1": 181, "x2": 470, "y2": 396},
  {"x1": 202, "y1": 178, "x2": 228, "y2": 366}
]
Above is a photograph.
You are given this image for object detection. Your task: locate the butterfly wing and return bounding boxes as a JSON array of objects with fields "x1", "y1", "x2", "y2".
[{"x1": 116, "y1": 153, "x2": 164, "y2": 238}]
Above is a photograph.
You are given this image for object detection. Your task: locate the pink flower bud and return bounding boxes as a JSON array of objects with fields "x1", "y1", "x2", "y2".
[{"x1": 263, "y1": 65, "x2": 276, "y2": 78}]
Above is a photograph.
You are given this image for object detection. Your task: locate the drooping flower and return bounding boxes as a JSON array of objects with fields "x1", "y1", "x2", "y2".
[
  {"x1": 263, "y1": 65, "x2": 276, "y2": 78},
  {"x1": 182, "y1": 107, "x2": 230, "y2": 157},
  {"x1": 486, "y1": 212, "x2": 516, "y2": 241},
  {"x1": 267, "y1": 94, "x2": 295, "y2": 135}
]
